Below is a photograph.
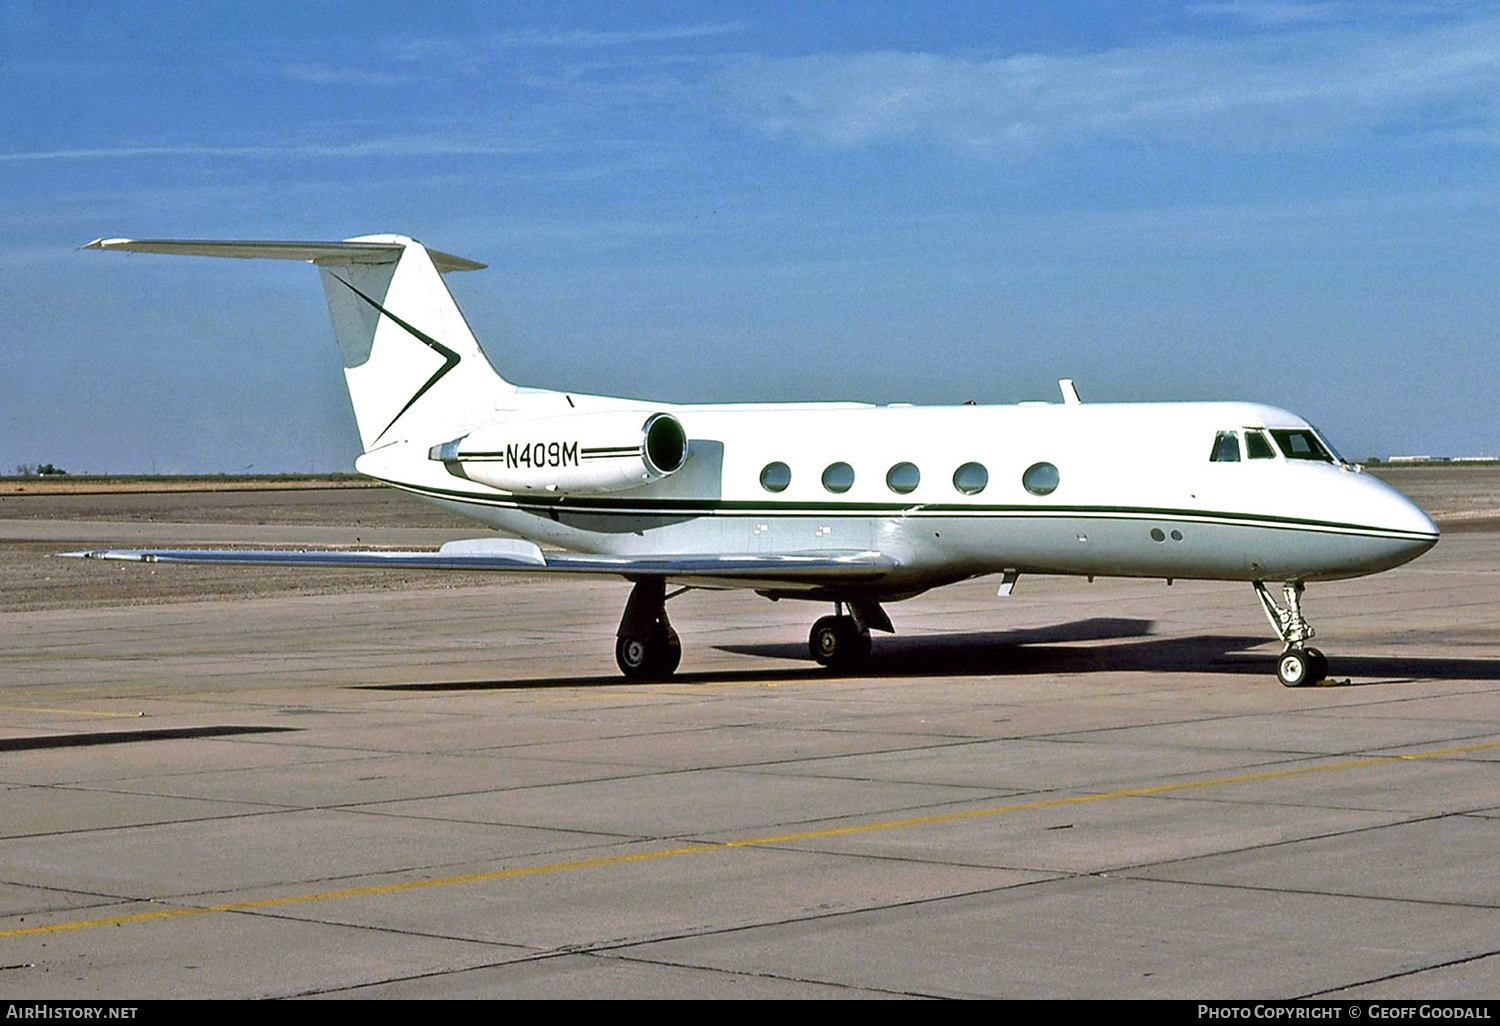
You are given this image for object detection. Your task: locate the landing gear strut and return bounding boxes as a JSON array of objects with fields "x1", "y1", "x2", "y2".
[
  {"x1": 615, "y1": 578, "x2": 681, "y2": 680},
  {"x1": 1254, "y1": 581, "x2": 1328, "y2": 687},
  {"x1": 808, "y1": 600, "x2": 890, "y2": 671}
]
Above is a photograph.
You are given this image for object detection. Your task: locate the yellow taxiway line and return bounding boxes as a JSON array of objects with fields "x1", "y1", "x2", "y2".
[
  {"x1": 5, "y1": 737, "x2": 1499, "y2": 941},
  {"x1": 0, "y1": 706, "x2": 145, "y2": 719}
]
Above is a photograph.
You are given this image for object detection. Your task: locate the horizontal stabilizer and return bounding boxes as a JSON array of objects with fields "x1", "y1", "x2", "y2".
[
  {"x1": 60, "y1": 547, "x2": 897, "y2": 587},
  {"x1": 82, "y1": 237, "x2": 486, "y2": 273}
]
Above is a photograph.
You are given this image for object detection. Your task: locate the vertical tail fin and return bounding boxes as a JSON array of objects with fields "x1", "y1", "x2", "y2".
[
  {"x1": 315, "y1": 235, "x2": 514, "y2": 450},
  {"x1": 84, "y1": 234, "x2": 515, "y2": 452}
]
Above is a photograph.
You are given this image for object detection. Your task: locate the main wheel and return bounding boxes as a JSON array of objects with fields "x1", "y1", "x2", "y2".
[
  {"x1": 809, "y1": 615, "x2": 871, "y2": 671},
  {"x1": 615, "y1": 621, "x2": 682, "y2": 680},
  {"x1": 809, "y1": 616, "x2": 841, "y2": 666},
  {"x1": 652, "y1": 621, "x2": 682, "y2": 677},
  {"x1": 1277, "y1": 648, "x2": 1314, "y2": 688},
  {"x1": 616, "y1": 635, "x2": 652, "y2": 679}
]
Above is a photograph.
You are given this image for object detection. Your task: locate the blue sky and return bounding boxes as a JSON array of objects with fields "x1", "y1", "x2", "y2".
[{"x1": 4, "y1": 0, "x2": 1500, "y2": 472}]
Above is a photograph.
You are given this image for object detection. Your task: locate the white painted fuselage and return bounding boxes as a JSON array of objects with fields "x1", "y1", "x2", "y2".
[{"x1": 357, "y1": 393, "x2": 1437, "y2": 600}]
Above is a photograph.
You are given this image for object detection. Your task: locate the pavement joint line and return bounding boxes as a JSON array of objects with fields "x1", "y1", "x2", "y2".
[
  {"x1": 1302, "y1": 944, "x2": 1500, "y2": 999},
  {"x1": 5, "y1": 736, "x2": 1500, "y2": 942},
  {"x1": 583, "y1": 950, "x2": 932, "y2": 999},
  {"x1": 1117, "y1": 857, "x2": 1500, "y2": 913}
]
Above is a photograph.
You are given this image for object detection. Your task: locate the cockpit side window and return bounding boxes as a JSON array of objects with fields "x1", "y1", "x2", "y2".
[
  {"x1": 1210, "y1": 431, "x2": 1241, "y2": 462},
  {"x1": 1310, "y1": 425, "x2": 1346, "y2": 464},
  {"x1": 1271, "y1": 429, "x2": 1334, "y2": 462},
  {"x1": 1245, "y1": 430, "x2": 1276, "y2": 460}
]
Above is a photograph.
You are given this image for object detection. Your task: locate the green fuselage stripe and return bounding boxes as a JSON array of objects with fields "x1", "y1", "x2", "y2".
[{"x1": 376, "y1": 478, "x2": 1434, "y2": 541}]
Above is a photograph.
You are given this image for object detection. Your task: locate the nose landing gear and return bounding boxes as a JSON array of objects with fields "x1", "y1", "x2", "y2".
[
  {"x1": 1254, "y1": 581, "x2": 1328, "y2": 687},
  {"x1": 1275, "y1": 645, "x2": 1328, "y2": 688}
]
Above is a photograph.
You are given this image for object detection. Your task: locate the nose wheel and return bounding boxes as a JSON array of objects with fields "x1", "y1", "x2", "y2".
[
  {"x1": 1255, "y1": 581, "x2": 1329, "y2": 686},
  {"x1": 1276, "y1": 646, "x2": 1327, "y2": 688}
]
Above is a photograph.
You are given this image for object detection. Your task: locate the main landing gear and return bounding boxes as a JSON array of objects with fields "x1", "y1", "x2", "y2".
[
  {"x1": 613, "y1": 583, "x2": 894, "y2": 680},
  {"x1": 1254, "y1": 581, "x2": 1328, "y2": 687},
  {"x1": 809, "y1": 614, "x2": 869, "y2": 671},
  {"x1": 809, "y1": 600, "x2": 892, "y2": 672},
  {"x1": 615, "y1": 578, "x2": 681, "y2": 680}
]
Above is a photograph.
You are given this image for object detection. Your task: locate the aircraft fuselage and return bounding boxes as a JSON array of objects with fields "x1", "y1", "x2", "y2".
[{"x1": 355, "y1": 396, "x2": 1438, "y2": 600}]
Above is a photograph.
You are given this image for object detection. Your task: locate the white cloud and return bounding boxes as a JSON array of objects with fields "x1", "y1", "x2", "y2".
[
  {"x1": 717, "y1": 13, "x2": 1500, "y2": 159},
  {"x1": 484, "y1": 23, "x2": 747, "y2": 49},
  {"x1": 386, "y1": 22, "x2": 745, "y2": 66},
  {"x1": 1187, "y1": 2, "x2": 1357, "y2": 26},
  {"x1": 273, "y1": 64, "x2": 415, "y2": 86}
]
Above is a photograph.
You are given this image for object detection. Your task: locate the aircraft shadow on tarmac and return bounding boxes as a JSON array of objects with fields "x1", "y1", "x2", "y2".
[{"x1": 364, "y1": 616, "x2": 1500, "y2": 691}]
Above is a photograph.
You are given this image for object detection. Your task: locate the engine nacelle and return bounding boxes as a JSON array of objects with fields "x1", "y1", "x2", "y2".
[{"x1": 430, "y1": 411, "x2": 688, "y2": 494}]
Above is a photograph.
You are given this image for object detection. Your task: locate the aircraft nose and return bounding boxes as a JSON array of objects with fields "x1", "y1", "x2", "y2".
[
  {"x1": 1365, "y1": 473, "x2": 1439, "y2": 564},
  {"x1": 1382, "y1": 479, "x2": 1438, "y2": 536}
]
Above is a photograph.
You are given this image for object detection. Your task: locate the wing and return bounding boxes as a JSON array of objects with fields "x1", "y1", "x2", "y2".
[{"x1": 60, "y1": 538, "x2": 897, "y2": 592}]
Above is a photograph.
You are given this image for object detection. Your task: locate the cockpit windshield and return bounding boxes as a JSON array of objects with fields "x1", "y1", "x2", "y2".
[
  {"x1": 1210, "y1": 426, "x2": 1346, "y2": 465},
  {"x1": 1245, "y1": 430, "x2": 1276, "y2": 460},
  {"x1": 1209, "y1": 431, "x2": 1240, "y2": 462},
  {"x1": 1270, "y1": 429, "x2": 1335, "y2": 463}
]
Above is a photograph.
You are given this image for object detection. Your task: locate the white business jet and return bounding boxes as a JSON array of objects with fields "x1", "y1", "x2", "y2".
[{"x1": 75, "y1": 234, "x2": 1438, "y2": 687}]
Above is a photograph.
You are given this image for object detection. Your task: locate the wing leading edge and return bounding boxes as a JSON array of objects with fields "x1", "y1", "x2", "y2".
[{"x1": 59, "y1": 539, "x2": 897, "y2": 590}]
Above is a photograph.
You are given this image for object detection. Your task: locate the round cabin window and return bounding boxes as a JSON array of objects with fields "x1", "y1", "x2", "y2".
[
  {"x1": 821, "y1": 462, "x2": 855, "y2": 494},
  {"x1": 1022, "y1": 462, "x2": 1059, "y2": 496},
  {"x1": 952, "y1": 462, "x2": 988, "y2": 495},
  {"x1": 759, "y1": 462, "x2": 791, "y2": 493},
  {"x1": 886, "y1": 462, "x2": 920, "y2": 494}
]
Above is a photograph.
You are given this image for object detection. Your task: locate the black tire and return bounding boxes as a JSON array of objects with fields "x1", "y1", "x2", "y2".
[
  {"x1": 809, "y1": 615, "x2": 842, "y2": 666},
  {"x1": 1304, "y1": 647, "x2": 1328, "y2": 684},
  {"x1": 809, "y1": 615, "x2": 871, "y2": 671},
  {"x1": 616, "y1": 635, "x2": 654, "y2": 679},
  {"x1": 615, "y1": 621, "x2": 682, "y2": 680},
  {"x1": 841, "y1": 627, "x2": 873, "y2": 670},
  {"x1": 652, "y1": 621, "x2": 682, "y2": 677},
  {"x1": 1277, "y1": 648, "x2": 1313, "y2": 688}
]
